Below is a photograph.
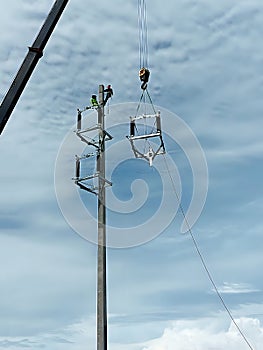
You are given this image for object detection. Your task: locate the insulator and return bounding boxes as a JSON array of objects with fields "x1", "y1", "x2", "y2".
[
  {"x1": 130, "y1": 120, "x2": 135, "y2": 136},
  {"x1": 76, "y1": 158, "x2": 80, "y2": 178},
  {"x1": 77, "y1": 109, "x2": 82, "y2": 130},
  {"x1": 156, "y1": 112, "x2": 161, "y2": 133}
]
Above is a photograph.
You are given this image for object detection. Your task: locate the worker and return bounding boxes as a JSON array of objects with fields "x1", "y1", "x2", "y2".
[
  {"x1": 139, "y1": 67, "x2": 150, "y2": 90},
  {"x1": 103, "y1": 85, "x2": 113, "y2": 106},
  {"x1": 90, "y1": 94, "x2": 99, "y2": 107}
]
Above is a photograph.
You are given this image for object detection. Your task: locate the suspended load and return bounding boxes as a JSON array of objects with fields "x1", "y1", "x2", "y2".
[
  {"x1": 127, "y1": 0, "x2": 165, "y2": 166},
  {"x1": 127, "y1": 111, "x2": 165, "y2": 166}
]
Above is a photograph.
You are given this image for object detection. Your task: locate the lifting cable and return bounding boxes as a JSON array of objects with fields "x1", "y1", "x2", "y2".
[
  {"x1": 133, "y1": 1, "x2": 165, "y2": 164},
  {"x1": 162, "y1": 153, "x2": 255, "y2": 350},
  {"x1": 135, "y1": 89, "x2": 156, "y2": 117},
  {"x1": 138, "y1": 0, "x2": 149, "y2": 69},
  {"x1": 138, "y1": 0, "x2": 150, "y2": 91},
  {"x1": 135, "y1": 88, "x2": 158, "y2": 152},
  {"x1": 137, "y1": 0, "x2": 154, "y2": 130}
]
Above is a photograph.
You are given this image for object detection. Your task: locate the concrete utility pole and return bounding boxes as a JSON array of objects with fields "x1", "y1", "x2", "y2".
[
  {"x1": 97, "y1": 85, "x2": 107, "y2": 350},
  {"x1": 74, "y1": 85, "x2": 112, "y2": 350}
]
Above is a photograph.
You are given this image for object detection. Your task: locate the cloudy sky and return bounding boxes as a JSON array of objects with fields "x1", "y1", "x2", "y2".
[{"x1": 1, "y1": 0, "x2": 263, "y2": 349}]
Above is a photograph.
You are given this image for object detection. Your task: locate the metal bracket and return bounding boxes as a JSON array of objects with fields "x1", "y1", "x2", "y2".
[
  {"x1": 73, "y1": 172, "x2": 112, "y2": 195},
  {"x1": 75, "y1": 124, "x2": 113, "y2": 149}
]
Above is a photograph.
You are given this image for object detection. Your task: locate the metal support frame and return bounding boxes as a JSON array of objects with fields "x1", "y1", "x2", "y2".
[
  {"x1": 74, "y1": 106, "x2": 113, "y2": 195},
  {"x1": 127, "y1": 111, "x2": 165, "y2": 166},
  {"x1": 74, "y1": 172, "x2": 112, "y2": 196},
  {"x1": 128, "y1": 138, "x2": 165, "y2": 166}
]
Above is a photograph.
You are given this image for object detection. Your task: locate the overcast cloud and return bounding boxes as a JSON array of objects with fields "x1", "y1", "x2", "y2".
[{"x1": 0, "y1": 0, "x2": 263, "y2": 349}]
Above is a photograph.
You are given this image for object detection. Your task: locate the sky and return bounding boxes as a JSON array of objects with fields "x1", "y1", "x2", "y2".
[{"x1": 0, "y1": 0, "x2": 263, "y2": 349}]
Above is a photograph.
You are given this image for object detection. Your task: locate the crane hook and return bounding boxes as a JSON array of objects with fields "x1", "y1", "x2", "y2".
[{"x1": 139, "y1": 67, "x2": 150, "y2": 90}]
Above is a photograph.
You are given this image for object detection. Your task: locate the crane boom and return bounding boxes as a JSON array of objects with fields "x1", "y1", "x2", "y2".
[{"x1": 0, "y1": 0, "x2": 69, "y2": 134}]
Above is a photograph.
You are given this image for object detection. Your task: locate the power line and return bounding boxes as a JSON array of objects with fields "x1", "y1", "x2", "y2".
[{"x1": 162, "y1": 154, "x2": 255, "y2": 350}]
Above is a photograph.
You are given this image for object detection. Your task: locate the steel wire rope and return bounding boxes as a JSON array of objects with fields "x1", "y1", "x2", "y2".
[
  {"x1": 137, "y1": 89, "x2": 157, "y2": 151},
  {"x1": 161, "y1": 153, "x2": 255, "y2": 350},
  {"x1": 137, "y1": 0, "x2": 152, "y2": 141},
  {"x1": 145, "y1": 89, "x2": 159, "y2": 136},
  {"x1": 144, "y1": 90, "x2": 159, "y2": 150},
  {"x1": 138, "y1": 0, "x2": 149, "y2": 69},
  {"x1": 137, "y1": 1, "x2": 163, "y2": 156},
  {"x1": 135, "y1": 91, "x2": 145, "y2": 116},
  {"x1": 138, "y1": 0, "x2": 143, "y2": 69}
]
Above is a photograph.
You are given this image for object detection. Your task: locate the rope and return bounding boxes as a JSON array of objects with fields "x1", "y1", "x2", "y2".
[
  {"x1": 136, "y1": 90, "x2": 146, "y2": 116},
  {"x1": 136, "y1": 2, "x2": 161, "y2": 153},
  {"x1": 162, "y1": 153, "x2": 255, "y2": 350},
  {"x1": 145, "y1": 89, "x2": 156, "y2": 114},
  {"x1": 135, "y1": 88, "x2": 158, "y2": 150},
  {"x1": 138, "y1": 0, "x2": 149, "y2": 69},
  {"x1": 136, "y1": 89, "x2": 156, "y2": 117}
]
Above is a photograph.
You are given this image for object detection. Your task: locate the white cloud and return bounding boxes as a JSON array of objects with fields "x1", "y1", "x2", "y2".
[
  {"x1": 142, "y1": 318, "x2": 263, "y2": 350},
  {"x1": 1, "y1": 316, "x2": 262, "y2": 350},
  {"x1": 215, "y1": 282, "x2": 260, "y2": 294},
  {"x1": 0, "y1": 317, "x2": 96, "y2": 350}
]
